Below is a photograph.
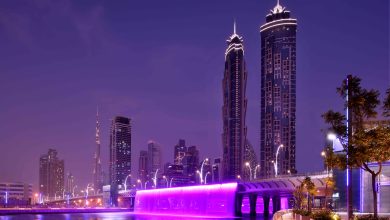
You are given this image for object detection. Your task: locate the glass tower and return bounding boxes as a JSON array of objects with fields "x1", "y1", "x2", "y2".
[
  {"x1": 222, "y1": 23, "x2": 248, "y2": 181},
  {"x1": 260, "y1": 1, "x2": 297, "y2": 178},
  {"x1": 109, "y1": 116, "x2": 132, "y2": 186}
]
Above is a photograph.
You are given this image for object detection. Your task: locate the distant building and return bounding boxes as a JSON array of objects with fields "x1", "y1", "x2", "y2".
[
  {"x1": 138, "y1": 150, "x2": 148, "y2": 184},
  {"x1": 0, "y1": 182, "x2": 32, "y2": 207},
  {"x1": 65, "y1": 172, "x2": 75, "y2": 196},
  {"x1": 174, "y1": 139, "x2": 187, "y2": 165},
  {"x1": 212, "y1": 158, "x2": 222, "y2": 183},
  {"x1": 93, "y1": 108, "x2": 104, "y2": 193},
  {"x1": 243, "y1": 140, "x2": 259, "y2": 180},
  {"x1": 147, "y1": 141, "x2": 162, "y2": 178},
  {"x1": 222, "y1": 22, "x2": 248, "y2": 181},
  {"x1": 39, "y1": 149, "x2": 64, "y2": 201},
  {"x1": 109, "y1": 116, "x2": 132, "y2": 187},
  {"x1": 183, "y1": 145, "x2": 199, "y2": 182},
  {"x1": 260, "y1": 1, "x2": 297, "y2": 178}
]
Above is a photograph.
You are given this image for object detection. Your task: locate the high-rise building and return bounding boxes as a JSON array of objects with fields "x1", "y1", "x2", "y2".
[
  {"x1": 65, "y1": 172, "x2": 75, "y2": 196},
  {"x1": 109, "y1": 116, "x2": 132, "y2": 186},
  {"x1": 183, "y1": 145, "x2": 199, "y2": 182},
  {"x1": 260, "y1": 1, "x2": 297, "y2": 178},
  {"x1": 212, "y1": 158, "x2": 222, "y2": 183},
  {"x1": 39, "y1": 149, "x2": 64, "y2": 200},
  {"x1": 93, "y1": 108, "x2": 103, "y2": 192},
  {"x1": 174, "y1": 139, "x2": 187, "y2": 165},
  {"x1": 147, "y1": 141, "x2": 161, "y2": 178},
  {"x1": 222, "y1": 22, "x2": 248, "y2": 181},
  {"x1": 243, "y1": 140, "x2": 258, "y2": 180},
  {"x1": 138, "y1": 150, "x2": 148, "y2": 183}
]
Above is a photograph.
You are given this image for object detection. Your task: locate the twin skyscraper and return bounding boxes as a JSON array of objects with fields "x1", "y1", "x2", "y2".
[{"x1": 222, "y1": 1, "x2": 297, "y2": 180}]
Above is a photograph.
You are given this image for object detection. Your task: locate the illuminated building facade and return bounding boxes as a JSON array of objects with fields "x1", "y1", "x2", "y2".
[
  {"x1": 93, "y1": 108, "x2": 104, "y2": 192},
  {"x1": 39, "y1": 149, "x2": 64, "y2": 200},
  {"x1": 222, "y1": 23, "x2": 248, "y2": 181},
  {"x1": 138, "y1": 150, "x2": 148, "y2": 184},
  {"x1": 260, "y1": 1, "x2": 297, "y2": 178},
  {"x1": 0, "y1": 182, "x2": 32, "y2": 206},
  {"x1": 109, "y1": 116, "x2": 132, "y2": 186}
]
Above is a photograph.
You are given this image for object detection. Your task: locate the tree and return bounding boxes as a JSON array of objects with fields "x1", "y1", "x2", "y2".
[
  {"x1": 322, "y1": 75, "x2": 390, "y2": 218},
  {"x1": 293, "y1": 184, "x2": 306, "y2": 210},
  {"x1": 302, "y1": 177, "x2": 316, "y2": 213}
]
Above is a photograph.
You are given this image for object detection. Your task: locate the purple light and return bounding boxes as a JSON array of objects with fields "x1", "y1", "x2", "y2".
[{"x1": 134, "y1": 183, "x2": 237, "y2": 217}]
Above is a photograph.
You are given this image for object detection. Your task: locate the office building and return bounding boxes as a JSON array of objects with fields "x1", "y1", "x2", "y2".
[
  {"x1": 0, "y1": 182, "x2": 32, "y2": 206},
  {"x1": 147, "y1": 140, "x2": 162, "y2": 178},
  {"x1": 260, "y1": 1, "x2": 297, "y2": 177},
  {"x1": 222, "y1": 22, "x2": 248, "y2": 181},
  {"x1": 109, "y1": 116, "x2": 132, "y2": 186},
  {"x1": 39, "y1": 149, "x2": 64, "y2": 200},
  {"x1": 138, "y1": 150, "x2": 148, "y2": 183},
  {"x1": 174, "y1": 139, "x2": 187, "y2": 165}
]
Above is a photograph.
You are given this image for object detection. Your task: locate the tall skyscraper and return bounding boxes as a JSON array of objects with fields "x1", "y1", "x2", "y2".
[
  {"x1": 222, "y1": 22, "x2": 248, "y2": 181},
  {"x1": 174, "y1": 139, "x2": 187, "y2": 165},
  {"x1": 65, "y1": 172, "x2": 75, "y2": 196},
  {"x1": 138, "y1": 150, "x2": 148, "y2": 183},
  {"x1": 147, "y1": 141, "x2": 161, "y2": 178},
  {"x1": 260, "y1": 1, "x2": 297, "y2": 178},
  {"x1": 109, "y1": 116, "x2": 132, "y2": 186},
  {"x1": 39, "y1": 149, "x2": 64, "y2": 200},
  {"x1": 183, "y1": 145, "x2": 199, "y2": 182},
  {"x1": 93, "y1": 107, "x2": 103, "y2": 192}
]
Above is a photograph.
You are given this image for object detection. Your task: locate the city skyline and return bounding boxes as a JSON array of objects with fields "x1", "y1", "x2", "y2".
[{"x1": 0, "y1": 0, "x2": 388, "y2": 191}]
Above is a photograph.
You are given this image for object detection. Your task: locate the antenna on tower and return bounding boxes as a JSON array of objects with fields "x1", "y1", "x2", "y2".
[{"x1": 233, "y1": 19, "x2": 236, "y2": 35}]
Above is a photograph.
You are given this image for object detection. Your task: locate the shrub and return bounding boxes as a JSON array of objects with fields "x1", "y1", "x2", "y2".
[
  {"x1": 356, "y1": 215, "x2": 389, "y2": 220},
  {"x1": 310, "y1": 210, "x2": 340, "y2": 220}
]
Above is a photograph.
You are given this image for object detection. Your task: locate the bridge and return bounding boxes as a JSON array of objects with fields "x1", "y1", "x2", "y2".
[
  {"x1": 134, "y1": 172, "x2": 331, "y2": 218},
  {"x1": 42, "y1": 172, "x2": 330, "y2": 217}
]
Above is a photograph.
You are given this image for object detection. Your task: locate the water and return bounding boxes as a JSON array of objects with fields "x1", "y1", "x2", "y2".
[{"x1": 0, "y1": 212, "x2": 271, "y2": 220}]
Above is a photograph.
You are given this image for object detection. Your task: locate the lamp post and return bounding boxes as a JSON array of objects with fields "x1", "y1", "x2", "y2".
[
  {"x1": 124, "y1": 174, "x2": 132, "y2": 191},
  {"x1": 205, "y1": 172, "x2": 211, "y2": 184},
  {"x1": 245, "y1": 162, "x2": 252, "y2": 181},
  {"x1": 153, "y1": 169, "x2": 159, "y2": 188},
  {"x1": 169, "y1": 178, "x2": 174, "y2": 188},
  {"x1": 162, "y1": 176, "x2": 169, "y2": 188},
  {"x1": 254, "y1": 164, "x2": 260, "y2": 179},
  {"x1": 275, "y1": 144, "x2": 284, "y2": 177},
  {"x1": 200, "y1": 158, "x2": 209, "y2": 184},
  {"x1": 72, "y1": 185, "x2": 77, "y2": 197},
  {"x1": 144, "y1": 181, "x2": 149, "y2": 189},
  {"x1": 321, "y1": 151, "x2": 329, "y2": 175},
  {"x1": 137, "y1": 179, "x2": 142, "y2": 189},
  {"x1": 85, "y1": 184, "x2": 93, "y2": 207}
]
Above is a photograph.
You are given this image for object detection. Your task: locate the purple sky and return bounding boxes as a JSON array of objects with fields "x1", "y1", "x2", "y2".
[{"x1": 0, "y1": 0, "x2": 388, "y2": 191}]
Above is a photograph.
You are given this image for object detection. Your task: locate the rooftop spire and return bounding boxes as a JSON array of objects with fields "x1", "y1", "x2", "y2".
[
  {"x1": 233, "y1": 19, "x2": 236, "y2": 35},
  {"x1": 271, "y1": 0, "x2": 285, "y2": 14}
]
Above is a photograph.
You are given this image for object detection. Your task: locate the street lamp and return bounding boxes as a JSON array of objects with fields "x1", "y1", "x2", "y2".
[
  {"x1": 124, "y1": 174, "x2": 132, "y2": 191},
  {"x1": 72, "y1": 185, "x2": 77, "y2": 197},
  {"x1": 205, "y1": 172, "x2": 211, "y2": 184},
  {"x1": 162, "y1": 176, "x2": 169, "y2": 188},
  {"x1": 254, "y1": 164, "x2": 260, "y2": 179},
  {"x1": 85, "y1": 183, "x2": 93, "y2": 207},
  {"x1": 237, "y1": 175, "x2": 241, "y2": 180},
  {"x1": 275, "y1": 144, "x2": 284, "y2": 177},
  {"x1": 321, "y1": 151, "x2": 329, "y2": 175},
  {"x1": 144, "y1": 180, "x2": 149, "y2": 189},
  {"x1": 137, "y1": 179, "x2": 142, "y2": 189},
  {"x1": 200, "y1": 158, "x2": 209, "y2": 184},
  {"x1": 169, "y1": 178, "x2": 174, "y2": 188},
  {"x1": 153, "y1": 169, "x2": 159, "y2": 188},
  {"x1": 245, "y1": 162, "x2": 252, "y2": 181}
]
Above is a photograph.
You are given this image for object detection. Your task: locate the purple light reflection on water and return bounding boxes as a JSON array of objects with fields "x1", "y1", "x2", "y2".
[{"x1": 134, "y1": 183, "x2": 238, "y2": 218}]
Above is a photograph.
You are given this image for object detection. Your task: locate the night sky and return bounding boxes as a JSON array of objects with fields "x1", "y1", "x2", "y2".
[{"x1": 0, "y1": 0, "x2": 388, "y2": 191}]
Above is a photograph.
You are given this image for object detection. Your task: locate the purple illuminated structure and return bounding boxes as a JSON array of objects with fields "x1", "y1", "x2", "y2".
[{"x1": 134, "y1": 183, "x2": 238, "y2": 217}]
